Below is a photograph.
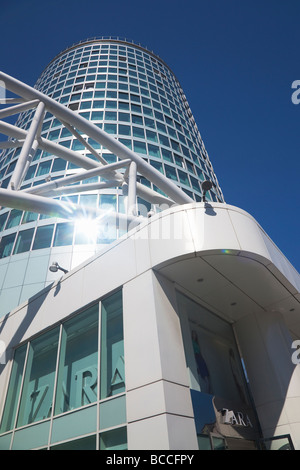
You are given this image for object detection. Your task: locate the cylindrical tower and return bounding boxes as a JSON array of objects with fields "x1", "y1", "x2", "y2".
[{"x1": 0, "y1": 38, "x2": 224, "y2": 317}]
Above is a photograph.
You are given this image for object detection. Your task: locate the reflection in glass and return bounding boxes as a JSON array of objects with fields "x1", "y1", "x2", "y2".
[
  {"x1": 51, "y1": 434, "x2": 96, "y2": 450},
  {"x1": 177, "y1": 292, "x2": 249, "y2": 405},
  {"x1": 32, "y1": 225, "x2": 54, "y2": 250},
  {"x1": 13, "y1": 229, "x2": 34, "y2": 254},
  {"x1": 17, "y1": 328, "x2": 59, "y2": 427},
  {"x1": 22, "y1": 211, "x2": 38, "y2": 225},
  {"x1": 0, "y1": 345, "x2": 26, "y2": 432},
  {"x1": 6, "y1": 209, "x2": 23, "y2": 229},
  {"x1": 0, "y1": 233, "x2": 16, "y2": 258},
  {"x1": 53, "y1": 223, "x2": 74, "y2": 247},
  {"x1": 99, "y1": 426, "x2": 127, "y2": 450},
  {"x1": 54, "y1": 304, "x2": 98, "y2": 414},
  {"x1": 0, "y1": 212, "x2": 8, "y2": 231},
  {"x1": 100, "y1": 290, "x2": 125, "y2": 398}
]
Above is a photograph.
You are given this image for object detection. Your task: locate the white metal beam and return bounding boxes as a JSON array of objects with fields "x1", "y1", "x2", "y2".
[
  {"x1": 127, "y1": 161, "x2": 137, "y2": 216},
  {"x1": 0, "y1": 140, "x2": 23, "y2": 150},
  {"x1": 23, "y1": 159, "x2": 130, "y2": 196},
  {"x1": 60, "y1": 119, "x2": 108, "y2": 165},
  {"x1": 9, "y1": 101, "x2": 45, "y2": 190},
  {"x1": 0, "y1": 99, "x2": 39, "y2": 119},
  {"x1": 0, "y1": 120, "x2": 102, "y2": 171},
  {"x1": 0, "y1": 71, "x2": 194, "y2": 205},
  {"x1": 0, "y1": 188, "x2": 142, "y2": 227}
]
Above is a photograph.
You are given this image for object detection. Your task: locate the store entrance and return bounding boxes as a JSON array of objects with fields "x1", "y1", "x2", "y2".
[
  {"x1": 177, "y1": 292, "x2": 262, "y2": 450},
  {"x1": 258, "y1": 435, "x2": 294, "y2": 450}
]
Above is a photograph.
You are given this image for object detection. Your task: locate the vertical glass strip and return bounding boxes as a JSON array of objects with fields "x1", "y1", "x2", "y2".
[
  {"x1": 54, "y1": 304, "x2": 99, "y2": 415},
  {"x1": 100, "y1": 290, "x2": 125, "y2": 399},
  {"x1": 0, "y1": 345, "x2": 27, "y2": 433},
  {"x1": 17, "y1": 327, "x2": 60, "y2": 427}
]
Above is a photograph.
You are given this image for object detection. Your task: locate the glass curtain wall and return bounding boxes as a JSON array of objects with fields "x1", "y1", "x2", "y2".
[
  {"x1": 0, "y1": 289, "x2": 126, "y2": 450},
  {"x1": 0, "y1": 38, "x2": 224, "y2": 261}
]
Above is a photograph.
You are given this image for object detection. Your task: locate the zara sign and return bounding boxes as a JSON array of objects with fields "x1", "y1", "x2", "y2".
[{"x1": 221, "y1": 408, "x2": 253, "y2": 428}]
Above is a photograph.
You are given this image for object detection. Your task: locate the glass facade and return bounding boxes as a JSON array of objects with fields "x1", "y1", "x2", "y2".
[
  {"x1": 0, "y1": 38, "x2": 224, "y2": 318},
  {"x1": 176, "y1": 292, "x2": 258, "y2": 450},
  {"x1": 0, "y1": 289, "x2": 126, "y2": 450},
  {"x1": 177, "y1": 292, "x2": 249, "y2": 403}
]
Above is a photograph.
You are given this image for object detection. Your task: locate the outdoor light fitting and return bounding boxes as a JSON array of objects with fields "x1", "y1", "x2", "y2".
[
  {"x1": 201, "y1": 180, "x2": 213, "y2": 202},
  {"x1": 49, "y1": 261, "x2": 68, "y2": 274}
]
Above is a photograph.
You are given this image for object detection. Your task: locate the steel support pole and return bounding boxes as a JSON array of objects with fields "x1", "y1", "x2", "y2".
[
  {"x1": 127, "y1": 161, "x2": 137, "y2": 216},
  {"x1": 0, "y1": 120, "x2": 101, "y2": 171},
  {"x1": 40, "y1": 180, "x2": 122, "y2": 197},
  {"x1": 23, "y1": 159, "x2": 130, "y2": 195},
  {"x1": 0, "y1": 140, "x2": 23, "y2": 150},
  {"x1": 61, "y1": 120, "x2": 108, "y2": 166},
  {"x1": 9, "y1": 101, "x2": 45, "y2": 190},
  {"x1": 135, "y1": 182, "x2": 174, "y2": 207},
  {"x1": 0, "y1": 99, "x2": 39, "y2": 120},
  {"x1": 0, "y1": 72, "x2": 193, "y2": 205}
]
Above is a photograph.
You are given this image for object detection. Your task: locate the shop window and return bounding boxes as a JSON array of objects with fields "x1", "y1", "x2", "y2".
[
  {"x1": 100, "y1": 291, "x2": 125, "y2": 398},
  {"x1": 54, "y1": 304, "x2": 99, "y2": 414},
  {"x1": 51, "y1": 435, "x2": 97, "y2": 450},
  {"x1": 99, "y1": 426, "x2": 127, "y2": 450},
  {"x1": 0, "y1": 345, "x2": 27, "y2": 433},
  {"x1": 17, "y1": 328, "x2": 60, "y2": 427},
  {"x1": 177, "y1": 292, "x2": 249, "y2": 405}
]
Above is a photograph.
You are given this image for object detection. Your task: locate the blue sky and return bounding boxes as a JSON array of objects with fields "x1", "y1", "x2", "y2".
[{"x1": 0, "y1": 0, "x2": 299, "y2": 271}]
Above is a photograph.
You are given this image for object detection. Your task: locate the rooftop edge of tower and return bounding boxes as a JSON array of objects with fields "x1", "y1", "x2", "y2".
[{"x1": 39, "y1": 36, "x2": 174, "y2": 79}]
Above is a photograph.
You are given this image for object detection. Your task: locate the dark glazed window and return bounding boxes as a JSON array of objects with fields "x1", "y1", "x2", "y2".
[
  {"x1": 0, "y1": 233, "x2": 16, "y2": 258},
  {"x1": 53, "y1": 223, "x2": 74, "y2": 247},
  {"x1": 32, "y1": 225, "x2": 54, "y2": 250},
  {"x1": 13, "y1": 228, "x2": 34, "y2": 254}
]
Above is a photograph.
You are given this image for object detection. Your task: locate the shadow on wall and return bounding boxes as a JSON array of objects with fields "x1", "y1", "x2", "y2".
[{"x1": 0, "y1": 282, "x2": 55, "y2": 375}]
